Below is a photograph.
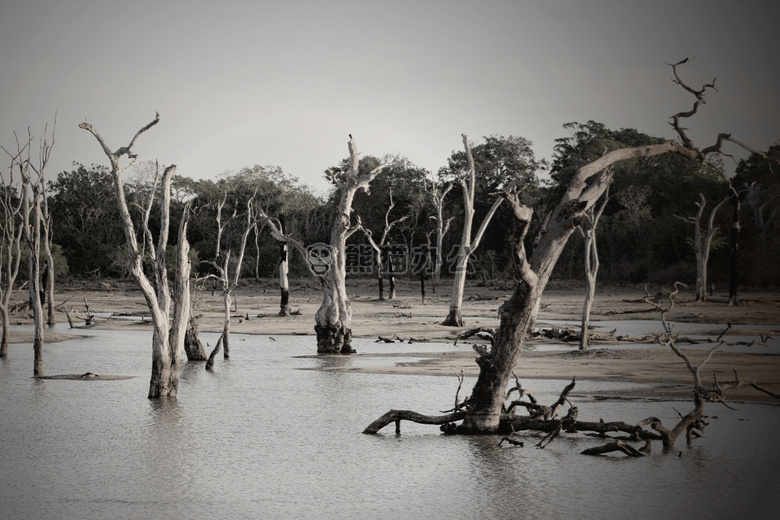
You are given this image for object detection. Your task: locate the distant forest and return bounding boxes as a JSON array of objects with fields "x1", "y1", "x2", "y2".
[{"x1": 38, "y1": 121, "x2": 780, "y2": 288}]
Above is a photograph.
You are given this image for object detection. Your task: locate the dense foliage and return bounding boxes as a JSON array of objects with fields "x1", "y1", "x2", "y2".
[{"x1": 35, "y1": 127, "x2": 779, "y2": 288}]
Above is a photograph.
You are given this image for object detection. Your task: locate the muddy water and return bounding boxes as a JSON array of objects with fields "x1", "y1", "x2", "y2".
[{"x1": 1, "y1": 327, "x2": 779, "y2": 519}]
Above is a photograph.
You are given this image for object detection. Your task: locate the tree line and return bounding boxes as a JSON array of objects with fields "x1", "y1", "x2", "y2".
[{"x1": 40, "y1": 124, "x2": 778, "y2": 291}]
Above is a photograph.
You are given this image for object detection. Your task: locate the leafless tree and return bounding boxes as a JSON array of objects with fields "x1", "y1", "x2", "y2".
[
  {"x1": 578, "y1": 176, "x2": 612, "y2": 350},
  {"x1": 203, "y1": 190, "x2": 256, "y2": 369},
  {"x1": 359, "y1": 188, "x2": 408, "y2": 301},
  {"x1": 675, "y1": 193, "x2": 729, "y2": 301},
  {"x1": 0, "y1": 140, "x2": 29, "y2": 357},
  {"x1": 314, "y1": 136, "x2": 383, "y2": 353},
  {"x1": 365, "y1": 58, "x2": 779, "y2": 437},
  {"x1": 2, "y1": 126, "x2": 54, "y2": 375},
  {"x1": 40, "y1": 180, "x2": 56, "y2": 325},
  {"x1": 442, "y1": 135, "x2": 506, "y2": 327},
  {"x1": 426, "y1": 171, "x2": 454, "y2": 285},
  {"x1": 742, "y1": 181, "x2": 778, "y2": 239},
  {"x1": 80, "y1": 113, "x2": 192, "y2": 398},
  {"x1": 258, "y1": 143, "x2": 383, "y2": 354}
]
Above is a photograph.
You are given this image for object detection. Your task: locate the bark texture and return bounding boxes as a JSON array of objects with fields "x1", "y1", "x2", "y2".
[
  {"x1": 365, "y1": 59, "x2": 780, "y2": 441},
  {"x1": 184, "y1": 323, "x2": 207, "y2": 361},
  {"x1": 314, "y1": 136, "x2": 383, "y2": 353},
  {"x1": 579, "y1": 180, "x2": 612, "y2": 350},
  {"x1": 442, "y1": 135, "x2": 504, "y2": 327},
  {"x1": 80, "y1": 114, "x2": 190, "y2": 398}
]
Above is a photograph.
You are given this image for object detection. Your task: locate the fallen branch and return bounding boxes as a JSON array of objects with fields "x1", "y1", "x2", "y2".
[
  {"x1": 205, "y1": 333, "x2": 225, "y2": 371},
  {"x1": 581, "y1": 440, "x2": 644, "y2": 457},
  {"x1": 454, "y1": 327, "x2": 496, "y2": 346},
  {"x1": 362, "y1": 410, "x2": 467, "y2": 435}
]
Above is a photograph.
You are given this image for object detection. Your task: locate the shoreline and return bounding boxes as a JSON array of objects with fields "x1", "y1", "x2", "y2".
[{"x1": 7, "y1": 279, "x2": 780, "y2": 403}]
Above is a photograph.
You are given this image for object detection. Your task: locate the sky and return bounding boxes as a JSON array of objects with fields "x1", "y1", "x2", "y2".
[{"x1": 1, "y1": 0, "x2": 778, "y2": 195}]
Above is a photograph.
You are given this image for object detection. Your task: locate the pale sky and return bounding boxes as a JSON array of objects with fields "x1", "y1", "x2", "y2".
[{"x1": 2, "y1": 0, "x2": 777, "y2": 194}]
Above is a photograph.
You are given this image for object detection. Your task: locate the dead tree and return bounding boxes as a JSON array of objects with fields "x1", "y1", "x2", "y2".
[
  {"x1": 365, "y1": 58, "x2": 779, "y2": 436},
  {"x1": 313, "y1": 136, "x2": 383, "y2": 353},
  {"x1": 255, "y1": 209, "x2": 306, "y2": 318},
  {"x1": 742, "y1": 181, "x2": 779, "y2": 239},
  {"x1": 368, "y1": 283, "x2": 778, "y2": 452},
  {"x1": 442, "y1": 135, "x2": 506, "y2": 327},
  {"x1": 0, "y1": 148, "x2": 25, "y2": 358},
  {"x1": 578, "y1": 177, "x2": 612, "y2": 350},
  {"x1": 80, "y1": 113, "x2": 192, "y2": 398},
  {"x1": 5, "y1": 126, "x2": 54, "y2": 376},
  {"x1": 360, "y1": 188, "x2": 408, "y2": 301},
  {"x1": 426, "y1": 171, "x2": 454, "y2": 285},
  {"x1": 675, "y1": 193, "x2": 729, "y2": 301},
  {"x1": 726, "y1": 183, "x2": 741, "y2": 306},
  {"x1": 172, "y1": 203, "x2": 202, "y2": 362},
  {"x1": 203, "y1": 190, "x2": 256, "y2": 367},
  {"x1": 40, "y1": 187, "x2": 56, "y2": 326},
  {"x1": 277, "y1": 222, "x2": 291, "y2": 317}
]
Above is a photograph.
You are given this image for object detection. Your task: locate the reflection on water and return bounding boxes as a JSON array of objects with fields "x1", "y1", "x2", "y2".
[{"x1": 1, "y1": 328, "x2": 779, "y2": 519}]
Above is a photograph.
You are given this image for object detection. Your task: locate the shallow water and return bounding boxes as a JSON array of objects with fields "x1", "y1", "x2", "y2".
[{"x1": 2, "y1": 327, "x2": 780, "y2": 519}]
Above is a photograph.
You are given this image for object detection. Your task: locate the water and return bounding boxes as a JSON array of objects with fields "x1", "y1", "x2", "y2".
[{"x1": 2, "y1": 326, "x2": 780, "y2": 519}]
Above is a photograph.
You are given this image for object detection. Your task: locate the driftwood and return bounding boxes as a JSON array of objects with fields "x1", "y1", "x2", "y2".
[
  {"x1": 363, "y1": 410, "x2": 467, "y2": 435},
  {"x1": 581, "y1": 440, "x2": 644, "y2": 457},
  {"x1": 363, "y1": 59, "x2": 780, "y2": 451},
  {"x1": 365, "y1": 284, "x2": 780, "y2": 454},
  {"x1": 205, "y1": 333, "x2": 224, "y2": 371},
  {"x1": 375, "y1": 334, "x2": 402, "y2": 343},
  {"x1": 454, "y1": 327, "x2": 496, "y2": 346}
]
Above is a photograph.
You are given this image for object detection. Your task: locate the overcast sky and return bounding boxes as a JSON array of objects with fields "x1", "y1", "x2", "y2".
[{"x1": 2, "y1": 0, "x2": 777, "y2": 194}]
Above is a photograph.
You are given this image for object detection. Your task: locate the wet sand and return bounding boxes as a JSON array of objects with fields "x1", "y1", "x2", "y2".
[{"x1": 9, "y1": 278, "x2": 780, "y2": 402}]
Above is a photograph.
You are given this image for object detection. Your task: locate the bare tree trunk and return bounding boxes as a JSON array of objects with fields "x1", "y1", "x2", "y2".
[
  {"x1": 728, "y1": 192, "x2": 741, "y2": 306},
  {"x1": 205, "y1": 333, "x2": 224, "y2": 371},
  {"x1": 279, "y1": 241, "x2": 291, "y2": 316},
  {"x1": 41, "y1": 189, "x2": 56, "y2": 325},
  {"x1": 419, "y1": 266, "x2": 426, "y2": 305},
  {"x1": 579, "y1": 221, "x2": 597, "y2": 351},
  {"x1": 184, "y1": 323, "x2": 207, "y2": 361},
  {"x1": 80, "y1": 114, "x2": 188, "y2": 398},
  {"x1": 170, "y1": 205, "x2": 192, "y2": 362},
  {"x1": 456, "y1": 194, "x2": 537, "y2": 432},
  {"x1": 0, "y1": 309, "x2": 9, "y2": 358},
  {"x1": 366, "y1": 58, "x2": 780, "y2": 437},
  {"x1": 377, "y1": 266, "x2": 385, "y2": 301},
  {"x1": 579, "y1": 181, "x2": 611, "y2": 350},
  {"x1": 463, "y1": 131, "x2": 706, "y2": 430},
  {"x1": 202, "y1": 190, "x2": 255, "y2": 368},
  {"x1": 676, "y1": 193, "x2": 728, "y2": 302},
  {"x1": 255, "y1": 211, "x2": 306, "y2": 318},
  {"x1": 359, "y1": 189, "x2": 407, "y2": 302},
  {"x1": 427, "y1": 172, "x2": 453, "y2": 283},
  {"x1": 16, "y1": 129, "x2": 51, "y2": 376},
  {"x1": 253, "y1": 223, "x2": 261, "y2": 279},
  {"x1": 0, "y1": 161, "x2": 24, "y2": 358},
  {"x1": 314, "y1": 136, "x2": 383, "y2": 354},
  {"x1": 387, "y1": 249, "x2": 396, "y2": 300},
  {"x1": 26, "y1": 203, "x2": 45, "y2": 376},
  {"x1": 443, "y1": 135, "x2": 504, "y2": 327},
  {"x1": 222, "y1": 291, "x2": 231, "y2": 359}
]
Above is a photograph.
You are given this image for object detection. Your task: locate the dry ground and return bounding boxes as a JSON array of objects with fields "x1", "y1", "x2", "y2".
[{"x1": 8, "y1": 277, "x2": 780, "y2": 402}]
